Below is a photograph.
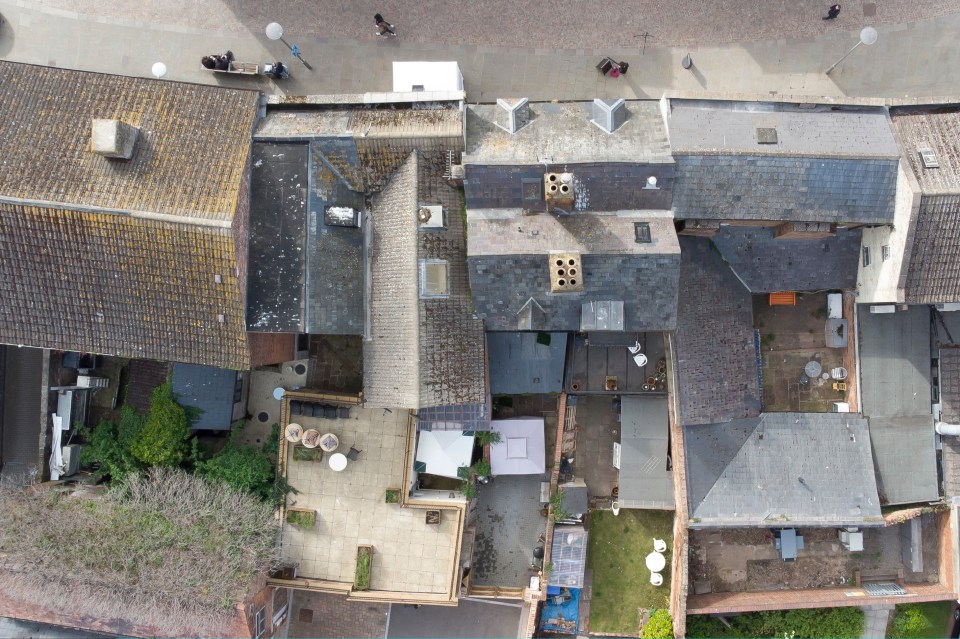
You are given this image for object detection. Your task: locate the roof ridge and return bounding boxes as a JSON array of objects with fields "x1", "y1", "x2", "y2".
[{"x1": 0, "y1": 195, "x2": 233, "y2": 229}]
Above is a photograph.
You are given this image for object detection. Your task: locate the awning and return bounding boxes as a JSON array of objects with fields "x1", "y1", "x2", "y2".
[
  {"x1": 490, "y1": 418, "x2": 546, "y2": 475},
  {"x1": 415, "y1": 431, "x2": 475, "y2": 479}
]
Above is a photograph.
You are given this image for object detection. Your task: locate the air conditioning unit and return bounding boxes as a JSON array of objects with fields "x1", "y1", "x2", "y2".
[
  {"x1": 869, "y1": 305, "x2": 897, "y2": 314},
  {"x1": 832, "y1": 402, "x2": 850, "y2": 413},
  {"x1": 61, "y1": 444, "x2": 82, "y2": 477},
  {"x1": 839, "y1": 528, "x2": 864, "y2": 552},
  {"x1": 935, "y1": 303, "x2": 960, "y2": 312}
]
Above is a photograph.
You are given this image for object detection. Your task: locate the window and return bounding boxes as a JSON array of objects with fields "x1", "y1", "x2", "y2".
[
  {"x1": 233, "y1": 373, "x2": 244, "y2": 404},
  {"x1": 882, "y1": 245, "x2": 891, "y2": 261},
  {"x1": 862, "y1": 246, "x2": 871, "y2": 267},
  {"x1": 634, "y1": 222, "x2": 652, "y2": 243},
  {"x1": 255, "y1": 607, "x2": 267, "y2": 638},
  {"x1": 420, "y1": 260, "x2": 449, "y2": 298}
]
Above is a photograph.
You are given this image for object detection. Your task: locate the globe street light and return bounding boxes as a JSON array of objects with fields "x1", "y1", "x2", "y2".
[
  {"x1": 825, "y1": 26, "x2": 879, "y2": 75},
  {"x1": 265, "y1": 22, "x2": 313, "y2": 70},
  {"x1": 151, "y1": 62, "x2": 167, "y2": 79}
]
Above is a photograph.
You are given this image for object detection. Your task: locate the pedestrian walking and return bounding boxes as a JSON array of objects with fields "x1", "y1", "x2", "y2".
[
  {"x1": 375, "y1": 13, "x2": 397, "y2": 37},
  {"x1": 823, "y1": 4, "x2": 841, "y2": 19}
]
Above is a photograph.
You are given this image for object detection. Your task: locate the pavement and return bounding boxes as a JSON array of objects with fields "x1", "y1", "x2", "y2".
[
  {"x1": 860, "y1": 604, "x2": 893, "y2": 639},
  {"x1": 2, "y1": 0, "x2": 960, "y2": 102},
  {"x1": 386, "y1": 598, "x2": 524, "y2": 638}
]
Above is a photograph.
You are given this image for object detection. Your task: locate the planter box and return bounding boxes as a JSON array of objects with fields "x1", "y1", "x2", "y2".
[
  {"x1": 385, "y1": 488, "x2": 400, "y2": 504},
  {"x1": 426, "y1": 510, "x2": 441, "y2": 525},
  {"x1": 285, "y1": 507, "x2": 316, "y2": 529},
  {"x1": 355, "y1": 544, "x2": 373, "y2": 591}
]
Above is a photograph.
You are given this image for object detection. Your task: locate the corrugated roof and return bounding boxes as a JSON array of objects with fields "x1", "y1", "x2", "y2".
[{"x1": 684, "y1": 413, "x2": 882, "y2": 527}]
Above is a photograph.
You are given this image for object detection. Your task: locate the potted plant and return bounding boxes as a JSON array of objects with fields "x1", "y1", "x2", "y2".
[
  {"x1": 385, "y1": 489, "x2": 400, "y2": 504},
  {"x1": 355, "y1": 545, "x2": 373, "y2": 591}
]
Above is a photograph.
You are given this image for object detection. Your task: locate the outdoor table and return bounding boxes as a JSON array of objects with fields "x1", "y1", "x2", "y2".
[
  {"x1": 301, "y1": 429, "x2": 321, "y2": 449},
  {"x1": 284, "y1": 423, "x2": 303, "y2": 443},
  {"x1": 329, "y1": 452, "x2": 348, "y2": 472},
  {"x1": 645, "y1": 551, "x2": 666, "y2": 572},
  {"x1": 273, "y1": 387, "x2": 285, "y2": 400},
  {"x1": 319, "y1": 433, "x2": 339, "y2": 452}
]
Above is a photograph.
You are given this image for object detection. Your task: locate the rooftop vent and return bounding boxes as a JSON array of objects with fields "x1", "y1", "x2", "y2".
[
  {"x1": 756, "y1": 127, "x2": 778, "y2": 144},
  {"x1": 324, "y1": 206, "x2": 361, "y2": 228},
  {"x1": 90, "y1": 119, "x2": 139, "y2": 160},
  {"x1": 495, "y1": 98, "x2": 531, "y2": 134},
  {"x1": 634, "y1": 222, "x2": 652, "y2": 243},
  {"x1": 591, "y1": 98, "x2": 627, "y2": 134},
  {"x1": 550, "y1": 252, "x2": 584, "y2": 293},
  {"x1": 418, "y1": 205, "x2": 445, "y2": 229},
  {"x1": 544, "y1": 172, "x2": 575, "y2": 207},
  {"x1": 918, "y1": 148, "x2": 940, "y2": 169}
]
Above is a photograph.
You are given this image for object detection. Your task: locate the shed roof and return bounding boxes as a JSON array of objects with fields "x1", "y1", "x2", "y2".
[
  {"x1": 172, "y1": 363, "x2": 237, "y2": 431},
  {"x1": 463, "y1": 101, "x2": 672, "y2": 165},
  {"x1": 618, "y1": 397, "x2": 674, "y2": 509},
  {"x1": 684, "y1": 413, "x2": 882, "y2": 528}
]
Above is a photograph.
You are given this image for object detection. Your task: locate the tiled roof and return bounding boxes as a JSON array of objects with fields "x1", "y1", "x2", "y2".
[
  {"x1": 711, "y1": 226, "x2": 862, "y2": 293},
  {"x1": 463, "y1": 101, "x2": 673, "y2": 165},
  {"x1": 0, "y1": 204, "x2": 249, "y2": 369},
  {"x1": 0, "y1": 62, "x2": 258, "y2": 221},
  {"x1": 364, "y1": 153, "x2": 421, "y2": 408},
  {"x1": 890, "y1": 107, "x2": 960, "y2": 194},
  {"x1": 675, "y1": 237, "x2": 761, "y2": 426},
  {"x1": 467, "y1": 213, "x2": 680, "y2": 332},
  {"x1": 668, "y1": 101, "x2": 900, "y2": 159},
  {"x1": 903, "y1": 194, "x2": 960, "y2": 303},
  {"x1": 940, "y1": 346, "x2": 960, "y2": 424},
  {"x1": 684, "y1": 413, "x2": 882, "y2": 527},
  {"x1": 672, "y1": 155, "x2": 898, "y2": 224}
]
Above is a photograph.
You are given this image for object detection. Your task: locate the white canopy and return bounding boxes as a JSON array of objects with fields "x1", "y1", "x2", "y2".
[
  {"x1": 415, "y1": 431, "x2": 475, "y2": 479},
  {"x1": 490, "y1": 418, "x2": 546, "y2": 475}
]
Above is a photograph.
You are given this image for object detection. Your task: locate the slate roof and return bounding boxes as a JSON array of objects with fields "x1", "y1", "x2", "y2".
[
  {"x1": 868, "y1": 415, "x2": 939, "y2": 505},
  {"x1": 0, "y1": 62, "x2": 258, "y2": 369},
  {"x1": 940, "y1": 346, "x2": 960, "y2": 424},
  {"x1": 463, "y1": 101, "x2": 673, "y2": 165},
  {"x1": 668, "y1": 101, "x2": 900, "y2": 159},
  {"x1": 672, "y1": 155, "x2": 898, "y2": 224},
  {"x1": 487, "y1": 332, "x2": 567, "y2": 395},
  {"x1": 710, "y1": 226, "x2": 862, "y2": 293},
  {"x1": 858, "y1": 305, "x2": 931, "y2": 418},
  {"x1": 467, "y1": 214, "x2": 680, "y2": 332},
  {"x1": 172, "y1": 363, "x2": 238, "y2": 431},
  {"x1": 684, "y1": 413, "x2": 882, "y2": 527},
  {"x1": 363, "y1": 153, "x2": 487, "y2": 410},
  {"x1": 675, "y1": 237, "x2": 761, "y2": 426}
]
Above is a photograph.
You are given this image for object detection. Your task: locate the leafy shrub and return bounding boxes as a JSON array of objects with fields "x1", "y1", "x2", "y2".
[
  {"x1": 385, "y1": 489, "x2": 400, "y2": 504},
  {"x1": 197, "y1": 445, "x2": 274, "y2": 500},
  {"x1": 355, "y1": 546, "x2": 372, "y2": 590},
  {"x1": 79, "y1": 406, "x2": 144, "y2": 480},
  {"x1": 475, "y1": 431, "x2": 502, "y2": 446},
  {"x1": 129, "y1": 383, "x2": 190, "y2": 467},
  {"x1": 473, "y1": 459, "x2": 491, "y2": 477},
  {"x1": 285, "y1": 509, "x2": 315, "y2": 529},
  {"x1": 642, "y1": 610, "x2": 674, "y2": 639},
  {"x1": 687, "y1": 607, "x2": 864, "y2": 639}
]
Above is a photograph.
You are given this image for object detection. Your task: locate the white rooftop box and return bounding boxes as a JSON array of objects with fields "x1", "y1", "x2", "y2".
[{"x1": 392, "y1": 61, "x2": 464, "y2": 93}]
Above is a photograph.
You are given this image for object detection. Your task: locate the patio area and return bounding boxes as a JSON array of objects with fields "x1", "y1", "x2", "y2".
[
  {"x1": 754, "y1": 292, "x2": 857, "y2": 413},
  {"x1": 281, "y1": 405, "x2": 463, "y2": 596}
]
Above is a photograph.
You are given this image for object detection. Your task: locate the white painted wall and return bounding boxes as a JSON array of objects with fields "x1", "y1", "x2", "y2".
[{"x1": 856, "y1": 160, "x2": 921, "y2": 304}]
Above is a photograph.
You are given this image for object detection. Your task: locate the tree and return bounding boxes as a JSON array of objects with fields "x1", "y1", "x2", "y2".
[
  {"x1": 197, "y1": 445, "x2": 274, "y2": 500},
  {"x1": 79, "y1": 405, "x2": 144, "y2": 480},
  {"x1": 129, "y1": 383, "x2": 190, "y2": 467}
]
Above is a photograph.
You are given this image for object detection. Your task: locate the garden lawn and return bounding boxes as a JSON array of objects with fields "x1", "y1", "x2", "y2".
[
  {"x1": 889, "y1": 602, "x2": 954, "y2": 639},
  {"x1": 587, "y1": 509, "x2": 674, "y2": 636}
]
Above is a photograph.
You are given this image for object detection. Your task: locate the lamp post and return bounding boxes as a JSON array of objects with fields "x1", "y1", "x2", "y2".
[
  {"x1": 151, "y1": 62, "x2": 167, "y2": 79},
  {"x1": 825, "y1": 26, "x2": 878, "y2": 75},
  {"x1": 265, "y1": 22, "x2": 313, "y2": 70}
]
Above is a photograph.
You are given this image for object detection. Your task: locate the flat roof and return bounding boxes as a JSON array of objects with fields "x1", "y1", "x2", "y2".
[
  {"x1": 868, "y1": 415, "x2": 939, "y2": 505},
  {"x1": 858, "y1": 305, "x2": 932, "y2": 418},
  {"x1": 618, "y1": 397, "x2": 675, "y2": 509}
]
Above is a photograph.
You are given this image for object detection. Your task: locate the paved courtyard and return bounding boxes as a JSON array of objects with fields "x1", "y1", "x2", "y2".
[{"x1": 281, "y1": 406, "x2": 462, "y2": 595}]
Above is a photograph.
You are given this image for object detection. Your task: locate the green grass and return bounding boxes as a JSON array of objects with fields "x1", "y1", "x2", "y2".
[
  {"x1": 889, "y1": 602, "x2": 954, "y2": 639},
  {"x1": 355, "y1": 546, "x2": 372, "y2": 591},
  {"x1": 587, "y1": 509, "x2": 674, "y2": 635}
]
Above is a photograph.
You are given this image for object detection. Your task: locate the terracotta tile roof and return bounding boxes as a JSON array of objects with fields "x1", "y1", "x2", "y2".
[
  {"x1": 0, "y1": 204, "x2": 249, "y2": 369},
  {"x1": 0, "y1": 62, "x2": 258, "y2": 221},
  {"x1": 0, "y1": 62, "x2": 259, "y2": 367}
]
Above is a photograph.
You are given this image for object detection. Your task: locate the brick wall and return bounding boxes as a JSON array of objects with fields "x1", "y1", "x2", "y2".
[
  {"x1": 666, "y1": 334, "x2": 689, "y2": 638},
  {"x1": 248, "y1": 332, "x2": 297, "y2": 368}
]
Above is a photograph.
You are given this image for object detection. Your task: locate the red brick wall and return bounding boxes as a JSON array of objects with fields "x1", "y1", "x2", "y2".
[
  {"x1": 249, "y1": 332, "x2": 296, "y2": 368},
  {"x1": 937, "y1": 509, "x2": 956, "y2": 594},
  {"x1": 667, "y1": 335, "x2": 689, "y2": 638}
]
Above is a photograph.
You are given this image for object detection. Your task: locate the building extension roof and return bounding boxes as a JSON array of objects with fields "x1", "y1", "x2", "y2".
[
  {"x1": 487, "y1": 332, "x2": 567, "y2": 395},
  {"x1": 363, "y1": 153, "x2": 487, "y2": 412},
  {"x1": 171, "y1": 363, "x2": 238, "y2": 431},
  {"x1": 711, "y1": 227, "x2": 862, "y2": 293},
  {"x1": 0, "y1": 62, "x2": 258, "y2": 369},
  {"x1": 618, "y1": 397, "x2": 674, "y2": 509},
  {"x1": 684, "y1": 412, "x2": 882, "y2": 528},
  {"x1": 675, "y1": 237, "x2": 761, "y2": 426},
  {"x1": 868, "y1": 416, "x2": 938, "y2": 506},
  {"x1": 669, "y1": 101, "x2": 899, "y2": 224},
  {"x1": 467, "y1": 213, "x2": 680, "y2": 332}
]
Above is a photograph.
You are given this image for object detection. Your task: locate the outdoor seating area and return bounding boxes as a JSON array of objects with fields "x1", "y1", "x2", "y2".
[
  {"x1": 280, "y1": 405, "x2": 463, "y2": 596},
  {"x1": 754, "y1": 291, "x2": 858, "y2": 412}
]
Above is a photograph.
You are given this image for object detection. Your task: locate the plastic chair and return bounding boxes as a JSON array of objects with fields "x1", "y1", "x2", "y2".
[
  {"x1": 831, "y1": 367, "x2": 848, "y2": 381},
  {"x1": 346, "y1": 447, "x2": 362, "y2": 461},
  {"x1": 633, "y1": 353, "x2": 648, "y2": 368},
  {"x1": 650, "y1": 572, "x2": 663, "y2": 586},
  {"x1": 653, "y1": 538, "x2": 667, "y2": 553}
]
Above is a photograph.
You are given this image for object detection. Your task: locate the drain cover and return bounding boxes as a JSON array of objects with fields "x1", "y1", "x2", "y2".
[{"x1": 863, "y1": 582, "x2": 906, "y2": 596}]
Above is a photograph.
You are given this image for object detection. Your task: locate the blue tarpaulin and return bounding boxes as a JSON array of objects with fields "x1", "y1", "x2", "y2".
[{"x1": 539, "y1": 587, "x2": 580, "y2": 635}]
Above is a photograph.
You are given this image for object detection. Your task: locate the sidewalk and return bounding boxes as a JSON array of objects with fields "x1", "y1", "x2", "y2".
[{"x1": 1, "y1": 1, "x2": 959, "y2": 102}]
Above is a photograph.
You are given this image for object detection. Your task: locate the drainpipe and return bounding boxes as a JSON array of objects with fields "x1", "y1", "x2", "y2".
[{"x1": 936, "y1": 422, "x2": 960, "y2": 436}]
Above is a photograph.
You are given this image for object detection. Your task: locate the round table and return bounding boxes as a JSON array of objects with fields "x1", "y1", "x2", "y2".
[
  {"x1": 319, "y1": 433, "x2": 339, "y2": 452},
  {"x1": 804, "y1": 361, "x2": 822, "y2": 378},
  {"x1": 273, "y1": 387, "x2": 286, "y2": 401},
  {"x1": 285, "y1": 423, "x2": 303, "y2": 443},
  {"x1": 645, "y1": 551, "x2": 666, "y2": 572},
  {"x1": 301, "y1": 429, "x2": 321, "y2": 449},
  {"x1": 329, "y1": 452, "x2": 348, "y2": 472}
]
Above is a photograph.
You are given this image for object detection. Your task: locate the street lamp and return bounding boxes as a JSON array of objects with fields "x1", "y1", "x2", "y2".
[
  {"x1": 265, "y1": 22, "x2": 313, "y2": 70},
  {"x1": 151, "y1": 62, "x2": 167, "y2": 79},
  {"x1": 825, "y1": 26, "x2": 878, "y2": 75}
]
